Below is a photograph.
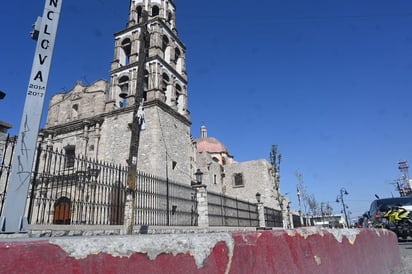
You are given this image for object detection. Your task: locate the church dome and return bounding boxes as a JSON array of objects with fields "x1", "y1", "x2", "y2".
[
  {"x1": 196, "y1": 137, "x2": 228, "y2": 153},
  {"x1": 195, "y1": 125, "x2": 229, "y2": 154}
]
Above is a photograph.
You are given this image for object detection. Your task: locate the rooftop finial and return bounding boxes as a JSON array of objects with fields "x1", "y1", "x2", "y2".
[{"x1": 201, "y1": 124, "x2": 207, "y2": 138}]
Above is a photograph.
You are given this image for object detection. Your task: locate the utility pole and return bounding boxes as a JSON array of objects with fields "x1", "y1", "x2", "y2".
[
  {"x1": 124, "y1": 10, "x2": 149, "y2": 235},
  {"x1": 0, "y1": 0, "x2": 62, "y2": 233}
]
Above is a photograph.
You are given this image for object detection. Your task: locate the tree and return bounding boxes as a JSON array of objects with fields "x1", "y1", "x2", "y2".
[
  {"x1": 269, "y1": 145, "x2": 289, "y2": 211},
  {"x1": 323, "y1": 202, "x2": 333, "y2": 216},
  {"x1": 295, "y1": 170, "x2": 308, "y2": 214},
  {"x1": 270, "y1": 145, "x2": 281, "y2": 192},
  {"x1": 295, "y1": 170, "x2": 323, "y2": 216},
  {"x1": 307, "y1": 194, "x2": 319, "y2": 216}
]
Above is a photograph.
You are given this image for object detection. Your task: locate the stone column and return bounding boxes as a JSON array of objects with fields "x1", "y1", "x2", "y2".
[
  {"x1": 299, "y1": 210, "x2": 304, "y2": 227},
  {"x1": 288, "y1": 211, "x2": 294, "y2": 229},
  {"x1": 192, "y1": 184, "x2": 208, "y2": 228},
  {"x1": 257, "y1": 202, "x2": 266, "y2": 228}
]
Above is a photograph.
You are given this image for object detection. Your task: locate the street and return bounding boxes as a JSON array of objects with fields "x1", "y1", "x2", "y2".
[{"x1": 392, "y1": 240, "x2": 412, "y2": 274}]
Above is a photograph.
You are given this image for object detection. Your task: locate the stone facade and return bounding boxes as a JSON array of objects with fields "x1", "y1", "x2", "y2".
[{"x1": 43, "y1": 0, "x2": 192, "y2": 184}]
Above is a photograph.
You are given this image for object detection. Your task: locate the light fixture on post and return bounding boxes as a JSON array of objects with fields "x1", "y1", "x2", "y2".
[
  {"x1": 336, "y1": 187, "x2": 349, "y2": 227},
  {"x1": 194, "y1": 169, "x2": 203, "y2": 185},
  {"x1": 255, "y1": 192, "x2": 261, "y2": 203},
  {"x1": 0, "y1": 90, "x2": 5, "y2": 100}
]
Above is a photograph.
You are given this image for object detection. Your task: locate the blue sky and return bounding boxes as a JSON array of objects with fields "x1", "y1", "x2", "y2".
[{"x1": 2, "y1": 0, "x2": 412, "y2": 221}]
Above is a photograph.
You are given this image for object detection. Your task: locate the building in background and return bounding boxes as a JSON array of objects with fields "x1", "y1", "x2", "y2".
[{"x1": 0, "y1": 122, "x2": 11, "y2": 142}]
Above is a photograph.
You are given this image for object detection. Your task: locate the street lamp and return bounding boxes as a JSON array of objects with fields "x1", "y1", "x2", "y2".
[
  {"x1": 336, "y1": 188, "x2": 349, "y2": 227},
  {"x1": 194, "y1": 169, "x2": 203, "y2": 185},
  {"x1": 255, "y1": 192, "x2": 261, "y2": 203},
  {"x1": 0, "y1": 90, "x2": 5, "y2": 100}
]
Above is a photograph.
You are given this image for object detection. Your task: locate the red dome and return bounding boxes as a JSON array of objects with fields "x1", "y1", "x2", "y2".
[{"x1": 196, "y1": 137, "x2": 228, "y2": 154}]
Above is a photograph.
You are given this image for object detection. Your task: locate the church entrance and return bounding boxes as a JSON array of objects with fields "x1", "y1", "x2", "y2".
[{"x1": 53, "y1": 197, "x2": 71, "y2": 224}]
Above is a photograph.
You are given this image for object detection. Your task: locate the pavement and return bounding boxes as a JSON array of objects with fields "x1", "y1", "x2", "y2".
[{"x1": 391, "y1": 240, "x2": 412, "y2": 274}]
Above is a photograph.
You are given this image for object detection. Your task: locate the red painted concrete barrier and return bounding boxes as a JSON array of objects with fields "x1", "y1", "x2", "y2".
[{"x1": 0, "y1": 228, "x2": 400, "y2": 274}]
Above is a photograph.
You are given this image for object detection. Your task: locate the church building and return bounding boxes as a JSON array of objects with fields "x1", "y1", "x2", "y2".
[{"x1": 40, "y1": 0, "x2": 285, "y2": 211}]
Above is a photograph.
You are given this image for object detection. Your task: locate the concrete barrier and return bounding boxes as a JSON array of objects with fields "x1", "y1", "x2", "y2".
[{"x1": 0, "y1": 228, "x2": 400, "y2": 273}]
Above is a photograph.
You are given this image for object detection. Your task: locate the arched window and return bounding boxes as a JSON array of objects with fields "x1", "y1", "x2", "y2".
[
  {"x1": 143, "y1": 70, "x2": 149, "y2": 101},
  {"x1": 162, "y1": 36, "x2": 171, "y2": 63},
  {"x1": 162, "y1": 73, "x2": 170, "y2": 92},
  {"x1": 118, "y1": 76, "x2": 129, "y2": 108},
  {"x1": 152, "y1": 6, "x2": 160, "y2": 17},
  {"x1": 175, "y1": 84, "x2": 182, "y2": 109},
  {"x1": 120, "y1": 39, "x2": 131, "y2": 66},
  {"x1": 72, "y1": 104, "x2": 79, "y2": 119},
  {"x1": 64, "y1": 145, "x2": 75, "y2": 169},
  {"x1": 175, "y1": 47, "x2": 183, "y2": 73},
  {"x1": 163, "y1": 73, "x2": 171, "y2": 104},
  {"x1": 162, "y1": 36, "x2": 169, "y2": 52},
  {"x1": 167, "y1": 11, "x2": 173, "y2": 23},
  {"x1": 175, "y1": 47, "x2": 181, "y2": 62},
  {"x1": 118, "y1": 75, "x2": 129, "y2": 104},
  {"x1": 137, "y1": 6, "x2": 143, "y2": 23}
]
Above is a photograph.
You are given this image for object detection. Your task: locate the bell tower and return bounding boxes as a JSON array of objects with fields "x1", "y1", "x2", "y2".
[
  {"x1": 108, "y1": 0, "x2": 188, "y2": 117},
  {"x1": 104, "y1": 0, "x2": 192, "y2": 182}
]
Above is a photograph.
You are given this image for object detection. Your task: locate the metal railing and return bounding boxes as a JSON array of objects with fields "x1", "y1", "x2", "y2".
[
  {"x1": 134, "y1": 172, "x2": 196, "y2": 226},
  {"x1": 292, "y1": 214, "x2": 302, "y2": 228},
  {"x1": 0, "y1": 135, "x2": 16, "y2": 216},
  {"x1": 207, "y1": 191, "x2": 259, "y2": 227},
  {"x1": 27, "y1": 146, "x2": 127, "y2": 225},
  {"x1": 264, "y1": 207, "x2": 283, "y2": 228},
  {"x1": 0, "y1": 136, "x2": 293, "y2": 230}
]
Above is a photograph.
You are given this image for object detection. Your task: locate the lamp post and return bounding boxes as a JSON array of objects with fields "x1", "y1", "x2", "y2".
[
  {"x1": 255, "y1": 192, "x2": 261, "y2": 203},
  {"x1": 296, "y1": 186, "x2": 304, "y2": 226},
  {"x1": 336, "y1": 188, "x2": 349, "y2": 227},
  {"x1": 0, "y1": 91, "x2": 5, "y2": 100},
  {"x1": 190, "y1": 168, "x2": 202, "y2": 225},
  {"x1": 192, "y1": 168, "x2": 208, "y2": 227},
  {"x1": 194, "y1": 168, "x2": 203, "y2": 185},
  {"x1": 255, "y1": 192, "x2": 266, "y2": 228}
]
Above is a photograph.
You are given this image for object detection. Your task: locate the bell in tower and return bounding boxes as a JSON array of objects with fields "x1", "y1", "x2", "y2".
[{"x1": 118, "y1": 76, "x2": 129, "y2": 99}]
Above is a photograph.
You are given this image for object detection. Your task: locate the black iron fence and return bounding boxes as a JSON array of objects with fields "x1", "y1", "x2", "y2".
[
  {"x1": 0, "y1": 135, "x2": 16, "y2": 217},
  {"x1": 0, "y1": 135, "x2": 296, "y2": 229},
  {"x1": 264, "y1": 207, "x2": 283, "y2": 228},
  {"x1": 134, "y1": 172, "x2": 196, "y2": 226},
  {"x1": 0, "y1": 137, "x2": 208, "y2": 227},
  {"x1": 27, "y1": 145, "x2": 127, "y2": 225},
  {"x1": 292, "y1": 214, "x2": 302, "y2": 228},
  {"x1": 208, "y1": 191, "x2": 259, "y2": 227}
]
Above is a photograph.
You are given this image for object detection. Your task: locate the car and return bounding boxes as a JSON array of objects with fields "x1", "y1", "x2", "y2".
[
  {"x1": 368, "y1": 196, "x2": 412, "y2": 238},
  {"x1": 356, "y1": 212, "x2": 370, "y2": 228}
]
